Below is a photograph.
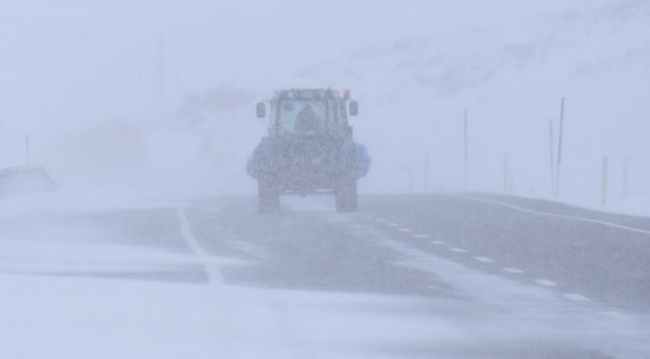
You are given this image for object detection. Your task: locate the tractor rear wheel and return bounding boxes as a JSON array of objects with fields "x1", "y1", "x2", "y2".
[
  {"x1": 335, "y1": 176, "x2": 357, "y2": 212},
  {"x1": 258, "y1": 175, "x2": 279, "y2": 213}
]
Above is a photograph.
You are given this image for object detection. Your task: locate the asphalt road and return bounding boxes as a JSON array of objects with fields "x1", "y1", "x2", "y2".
[
  {"x1": 358, "y1": 193, "x2": 650, "y2": 314},
  {"x1": 179, "y1": 194, "x2": 650, "y2": 314},
  {"x1": 180, "y1": 193, "x2": 650, "y2": 358},
  {"x1": 4, "y1": 192, "x2": 650, "y2": 358}
]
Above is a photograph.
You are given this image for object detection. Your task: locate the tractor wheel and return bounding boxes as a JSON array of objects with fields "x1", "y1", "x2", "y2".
[
  {"x1": 258, "y1": 175, "x2": 279, "y2": 213},
  {"x1": 335, "y1": 176, "x2": 358, "y2": 212}
]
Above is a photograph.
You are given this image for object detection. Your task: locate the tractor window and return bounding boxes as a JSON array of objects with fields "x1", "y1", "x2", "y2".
[{"x1": 276, "y1": 99, "x2": 337, "y2": 135}]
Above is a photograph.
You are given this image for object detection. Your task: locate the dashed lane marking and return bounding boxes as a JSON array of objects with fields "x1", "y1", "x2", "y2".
[
  {"x1": 474, "y1": 256, "x2": 495, "y2": 263},
  {"x1": 449, "y1": 247, "x2": 468, "y2": 253},
  {"x1": 414, "y1": 234, "x2": 430, "y2": 238},
  {"x1": 564, "y1": 293, "x2": 590, "y2": 302},
  {"x1": 431, "y1": 240, "x2": 446, "y2": 245},
  {"x1": 399, "y1": 228, "x2": 412, "y2": 233},
  {"x1": 387, "y1": 223, "x2": 400, "y2": 227},
  {"x1": 534, "y1": 279, "x2": 557, "y2": 287},
  {"x1": 503, "y1": 267, "x2": 525, "y2": 274}
]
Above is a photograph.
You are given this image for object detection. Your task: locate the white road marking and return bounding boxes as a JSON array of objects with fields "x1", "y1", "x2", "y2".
[
  {"x1": 387, "y1": 223, "x2": 400, "y2": 227},
  {"x1": 604, "y1": 311, "x2": 633, "y2": 320},
  {"x1": 564, "y1": 293, "x2": 590, "y2": 302},
  {"x1": 503, "y1": 267, "x2": 525, "y2": 274},
  {"x1": 534, "y1": 279, "x2": 557, "y2": 287},
  {"x1": 458, "y1": 195, "x2": 650, "y2": 236},
  {"x1": 414, "y1": 234, "x2": 430, "y2": 238},
  {"x1": 399, "y1": 228, "x2": 412, "y2": 233},
  {"x1": 449, "y1": 247, "x2": 468, "y2": 253},
  {"x1": 474, "y1": 256, "x2": 495, "y2": 263},
  {"x1": 177, "y1": 206, "x2": 224, "y2": 285},
  {"x1": 431, "y1": 240, "x2": 446, "y2": 245}
]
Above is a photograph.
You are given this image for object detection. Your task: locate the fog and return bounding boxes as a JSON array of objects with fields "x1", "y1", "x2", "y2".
[
  {"x1": 1, "y1": 0, "x2": 649, "y2": 208},
  {"x1": 2, "y1": 2, "x2": 650, "y2": 358}
]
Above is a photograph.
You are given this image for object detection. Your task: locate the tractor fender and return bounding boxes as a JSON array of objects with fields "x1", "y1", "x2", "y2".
[
  {"x1": 246, "y1": 136, "x2": 274, "y2": 179},
  {"x1": 356, "y1": 143, "x2": 371, "y2": 178},
  {"x1": 340, "y1": 137, "x2": 371, "y2": 179}
]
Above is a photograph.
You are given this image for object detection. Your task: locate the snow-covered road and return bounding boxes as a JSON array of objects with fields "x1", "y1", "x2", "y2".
[{"x1": 0, "y1": 192, "x2": 648, "y2": 358}]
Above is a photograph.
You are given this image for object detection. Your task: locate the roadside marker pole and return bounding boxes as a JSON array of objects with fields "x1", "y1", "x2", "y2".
[
  {"x1": 601, "y1": 156, "x2": 608, "y2": 206},
  {"x1": 464, "y1": 110, "x2": 468, "y2": 190},
  {"x1": 623, "y1": 158, "x2": 628, "y2": 198},
  {"x1": 549, "y1": 120, "x2": 555, "y2": 195},
  {"x1": 555, "y1": 98, "x2": 565, "y2": 198},
  {"x1": 503, "y1": 153, "x2": 509, "y2": 192},
  {"x1": 424, "y1": 150, "x2": 429, "y2": 193}
]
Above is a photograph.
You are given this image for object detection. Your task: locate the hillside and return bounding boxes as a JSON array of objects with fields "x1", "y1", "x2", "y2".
[{"x1": 1, "y1": 0, "x2": 648, "y2": 211}]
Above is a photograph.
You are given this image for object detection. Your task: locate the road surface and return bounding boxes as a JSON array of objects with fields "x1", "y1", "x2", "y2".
[{"x1": 1, "y1": 192, "x2": 649, "y2": 358}]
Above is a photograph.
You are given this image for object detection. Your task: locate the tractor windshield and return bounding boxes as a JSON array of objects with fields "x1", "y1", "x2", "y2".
[{"x1": 276, "y1": 99, "x2": 338, "y2": 136}]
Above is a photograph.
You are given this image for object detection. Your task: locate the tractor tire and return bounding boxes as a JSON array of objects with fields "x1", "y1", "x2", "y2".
[
  {"x1": 258, "y1": 175, "x2": 279, "y2": 213},
  {"x1": 335, "y1": 176, "x2": 358, "y2": 212}
]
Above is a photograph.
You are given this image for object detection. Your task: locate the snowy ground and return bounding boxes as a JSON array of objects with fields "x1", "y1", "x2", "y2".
[
  {"x1": 2, "y1": 273, "x2": 645, "y2": 359},
  {"x1": 1, "y1": 192, "x2": 649, "y2": 358}
]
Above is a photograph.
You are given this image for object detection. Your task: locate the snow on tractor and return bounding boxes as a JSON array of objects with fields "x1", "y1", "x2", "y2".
[{"x1": 247, "y1": 89, "x2": 370, "y2": 213}]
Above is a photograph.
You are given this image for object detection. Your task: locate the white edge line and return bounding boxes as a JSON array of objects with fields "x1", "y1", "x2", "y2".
[
  {"x1": 503, "y1": 267, "x2": 525, "y2": 274},
  {"x1": 603, "y1": 311, "x2": 633, "y2": 320},
  {"x1": 178, "y1": 206, "x2": 224, "y2": 284},
  {"x1": 457, "y1": 194, "x2": 650, "y2": 236}
]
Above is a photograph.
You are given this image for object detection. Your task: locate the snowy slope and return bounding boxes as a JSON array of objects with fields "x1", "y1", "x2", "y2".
[
  {"x1": 167, "y1": 0, "x2": 650, "y2": 211},
  {"x1": 1, "y1": 0, "x2": 647, "y2": 212},
  {"x1": 286, "y1": 0, "x2": 650, "y2": 198}
]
